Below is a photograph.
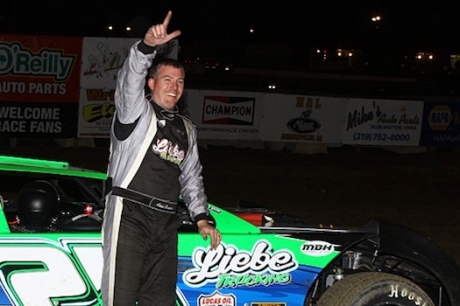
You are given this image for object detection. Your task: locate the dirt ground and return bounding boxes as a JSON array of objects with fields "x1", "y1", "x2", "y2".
[{"x1": 2, "y1": 143, "x2": 460, "y2": 265}]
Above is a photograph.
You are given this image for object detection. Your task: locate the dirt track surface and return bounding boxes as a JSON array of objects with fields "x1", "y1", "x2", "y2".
[{"x1": 2, "y1": 144, "x2": 460, "y2": 264}]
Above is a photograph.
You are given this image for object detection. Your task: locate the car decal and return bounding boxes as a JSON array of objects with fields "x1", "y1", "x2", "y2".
[
  {"x1": 0, "y1": 237, "x2": 101, "y2": 306},
  {"x1": 183, "y1": 240, "x2": 298, "y2": 288},
  {"x1": 197, "y1": 291, "x2": 236, "y2": 306},
  {"x1": 300, "y1": 240, "x2": 340, "y2": 257}
]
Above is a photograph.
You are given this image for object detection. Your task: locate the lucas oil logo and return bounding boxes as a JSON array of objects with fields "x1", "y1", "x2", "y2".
[
  {"x1": 301, "y1": 240, "x2": 338, "y2": 257},
  {"x1": 198, "y1": 291, "x2": 235, "y2": 306}
]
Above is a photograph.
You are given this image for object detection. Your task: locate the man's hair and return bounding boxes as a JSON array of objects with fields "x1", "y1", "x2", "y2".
[{"x1": 148, "y1": 58, "x2": 185, "y2": 78}]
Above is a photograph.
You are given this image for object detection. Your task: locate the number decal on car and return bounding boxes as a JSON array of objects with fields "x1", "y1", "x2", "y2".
[{"x1": 0, "y1": 238, "x2": 102, "y2": 306}]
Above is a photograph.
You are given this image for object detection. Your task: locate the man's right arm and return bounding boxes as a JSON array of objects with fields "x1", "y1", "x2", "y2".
[
  {"x1": 114, "y1": 10, "x2": 180, "y2": 126},
  {"x1": 113, "y1": 41, "x2": 156, "y2": 125}
]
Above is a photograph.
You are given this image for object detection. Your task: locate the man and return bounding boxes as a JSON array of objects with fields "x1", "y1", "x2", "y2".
[{"x1": 101, "y1": 11, "x2": 221, "y2": 306}]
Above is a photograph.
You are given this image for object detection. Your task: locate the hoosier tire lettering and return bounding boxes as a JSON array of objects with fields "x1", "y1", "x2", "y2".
[{"x1": 316, "y1": 272, "x2": 435, "y2": 306}]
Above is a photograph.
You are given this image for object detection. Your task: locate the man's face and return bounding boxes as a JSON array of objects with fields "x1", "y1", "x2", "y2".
[{"x1": 148, "y1": 64, "x2": 184, "y2": 111}]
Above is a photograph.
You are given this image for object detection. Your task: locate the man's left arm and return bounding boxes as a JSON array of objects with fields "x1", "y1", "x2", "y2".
[
  {"x1": 179, "y1": 124, "x2": 221, "y2": 249},
  {"x1": 179, "y1": 124, "x2": 208, "y2": 220}
]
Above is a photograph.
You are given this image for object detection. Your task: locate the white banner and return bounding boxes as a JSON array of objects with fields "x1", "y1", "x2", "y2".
[
  {"x1": 260, "y1": 94, "x2": 347, "y2": 144},
  {"x1": 184, "y1": 90, "x2": 263, "y2": 140},
  {"x1": 342, "y1": 98, "x2": 423, "y2": 146},
  {"x1": 77, "y1": 37, "x2": 179, "y2": 138},
  {"x1": 78, "y1": 37, "x2": 137, "y2": 137}
]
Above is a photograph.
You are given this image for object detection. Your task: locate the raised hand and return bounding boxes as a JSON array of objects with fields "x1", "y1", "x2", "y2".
[{"x1": 144, "y1": 11, "x2": 181, "y2": 47}]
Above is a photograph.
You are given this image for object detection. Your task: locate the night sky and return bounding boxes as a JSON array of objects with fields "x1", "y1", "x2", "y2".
[{"x1": 2, "y1": 0, "x2": 459, "y2": 59}]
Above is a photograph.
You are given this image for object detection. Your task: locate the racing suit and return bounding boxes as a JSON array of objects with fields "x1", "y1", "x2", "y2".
[{"x1": 101, "y1": 40, "x2": 210, "y2": 306}]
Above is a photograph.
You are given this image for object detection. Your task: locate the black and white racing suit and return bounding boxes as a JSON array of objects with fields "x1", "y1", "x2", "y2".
[{"x1": 101, "y1": 40, "x2": 210, "y2": 306}]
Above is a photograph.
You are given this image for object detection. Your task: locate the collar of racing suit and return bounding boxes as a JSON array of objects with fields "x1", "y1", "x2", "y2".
[{"x1": 147, "y1": 94, "x2": 179, "y2": 121}]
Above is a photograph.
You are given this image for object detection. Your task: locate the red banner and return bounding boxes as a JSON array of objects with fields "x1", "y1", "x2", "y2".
[{"x1": 0, "y1": 34, "x2": 82, "y2": 103}]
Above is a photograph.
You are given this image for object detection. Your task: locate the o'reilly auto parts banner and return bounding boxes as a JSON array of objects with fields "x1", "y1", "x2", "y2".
[
  {"x1": 185, "y1": 90, "x2": 263, "y2": 140},
  {"x1": 0, "y1": 34, "x2": 82, "y2": 137}
]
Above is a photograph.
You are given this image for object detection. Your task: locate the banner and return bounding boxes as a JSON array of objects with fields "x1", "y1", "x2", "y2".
[
  {"x1": 0, "y1": 34, "x2": 82, "y2": 103},
  {"x1": 77, "y1": 37, "x2": 179, "y2": 138},
  {"x1": 342, "y1": 98, "x2": 423, "y2": 146},
  {"x1": 260, "y1": 94, "x2": 347, "y2": 144},
  {"x1": 420, "y1": 101, "x2": 460, "y2": 146},
  {"x1": 0, "y1": 34, "x2": 82, "y2": 137},
  {"x1": 77, "y1": 37, "x2": 136, "y2": 138},
  {"x1": 185, "y1": 90, "x2": 263, "y2": 140}
]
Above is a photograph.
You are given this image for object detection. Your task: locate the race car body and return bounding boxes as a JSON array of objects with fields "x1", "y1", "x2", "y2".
[{"x1": 0, "y1": 155, "x2": 459, "y2": 306}]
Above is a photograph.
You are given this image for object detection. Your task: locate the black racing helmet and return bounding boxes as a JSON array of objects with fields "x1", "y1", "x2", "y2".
[{"x1": 17, "y1": 180, "x2": 59, "y2": 226}]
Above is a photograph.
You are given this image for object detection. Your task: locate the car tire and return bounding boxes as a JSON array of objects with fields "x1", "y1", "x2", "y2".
[{"x1": 316, "y1": 272, "x2": 435, "y2": 306}]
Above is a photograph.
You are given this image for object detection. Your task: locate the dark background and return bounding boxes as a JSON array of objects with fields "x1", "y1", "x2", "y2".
[
  {"x1": 2, "y1": 1, "x2": 460, "y2": 96},
  {"x1": 2, "y1": 1, "x2": 460, "y2": 71},
  {"x1": 3, "y1": 1, "x2": 459, "y2": 50}
]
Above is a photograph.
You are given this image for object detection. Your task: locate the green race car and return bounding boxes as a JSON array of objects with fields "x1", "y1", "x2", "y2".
[{"x1": 0, "y1": 155, "x2": 459, "y2": 306}]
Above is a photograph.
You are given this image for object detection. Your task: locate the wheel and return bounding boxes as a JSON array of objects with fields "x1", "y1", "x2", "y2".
[{"x1": 316, "y1": 272, "x2": 435, "y2": 306}]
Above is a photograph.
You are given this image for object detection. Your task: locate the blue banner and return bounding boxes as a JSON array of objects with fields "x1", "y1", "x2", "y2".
[{"x1": 420, "y1": 101, "x2": 460, "y2": 146}]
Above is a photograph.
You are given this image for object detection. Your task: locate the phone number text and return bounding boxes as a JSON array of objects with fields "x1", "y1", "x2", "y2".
[{"x1": 353, "y1": 133, "x2": 411, "y2": 142}]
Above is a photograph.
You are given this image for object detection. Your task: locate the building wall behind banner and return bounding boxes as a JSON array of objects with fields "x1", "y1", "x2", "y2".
[{"x1": 0, "y1": 34, "x2": 82, "y2": 138}]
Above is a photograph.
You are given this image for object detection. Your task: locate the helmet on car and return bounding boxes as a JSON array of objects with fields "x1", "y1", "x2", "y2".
[{"x1": 17, "y1": 180, "x2": 59, "y2": 228}]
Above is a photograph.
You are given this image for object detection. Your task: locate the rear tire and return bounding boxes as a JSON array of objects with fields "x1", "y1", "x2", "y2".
[{"x1": 316, "y1": 272, "x2": 435, "y2": 306}]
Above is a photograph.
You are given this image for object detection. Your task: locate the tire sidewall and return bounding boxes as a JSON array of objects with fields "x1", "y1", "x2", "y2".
[
  {"x1": 316, "y1": 272, "x2": 435, "y2": 306},
  {"x1": 351, "y1": 280, "x2": 433, "y2": 306}
]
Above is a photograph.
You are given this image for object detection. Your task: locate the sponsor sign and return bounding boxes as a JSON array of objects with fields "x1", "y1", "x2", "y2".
[
  {"x1": 185, "y1": 90, "x2": 263, "y2": 140},
  {"x1": 0, "y1": 34, "x2": 81, "y2": 103},
  {"x1": 0, "y1": 34, "x2": 82, "y2": 137},
  {"x1": 198, "y1": 291, "x2": 236, "y2": 306},
  {"x1": 77, "y1": 38, "x2": 179, "y2": 138},
  {"x1": 183, "y1": 240, "x2": 298, "y2": 289},
  {"x1": 78, "y1": 37, "x2": 136, "y2": 137},
  {"x1": 301, "y1": 241, "x2": 338, "y2": 257},
  {"x1": 342, "y1": 98, "x2": 423, "y2": 146},
  {"x1": 260, "y1": 94, "x2": 347, "y2": 144},
  {"x1": 420, "y1": 101, "x2": 460, "y2": 146}
]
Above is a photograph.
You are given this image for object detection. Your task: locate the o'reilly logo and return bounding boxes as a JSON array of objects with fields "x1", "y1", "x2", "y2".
[
  {"x1": 0, "y1": 42, "x2": 75, "y2": 81},
  {"x1": 202, "y1": 96, "x2": 255, "y2": 125},
  {"x1": 301, "y1": 241, "x2": 337, "y2": 257}
]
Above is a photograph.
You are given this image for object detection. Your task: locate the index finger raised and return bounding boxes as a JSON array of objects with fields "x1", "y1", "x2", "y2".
[{"x1": 163, "y1": 10, "x2": 173, "y2": 27}]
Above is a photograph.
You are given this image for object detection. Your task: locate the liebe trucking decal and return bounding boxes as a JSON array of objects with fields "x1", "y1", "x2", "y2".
[{"x1": 177, "y1": 238, "x2": 337, "y2": 306}]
